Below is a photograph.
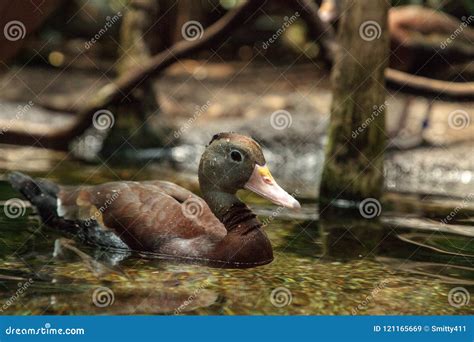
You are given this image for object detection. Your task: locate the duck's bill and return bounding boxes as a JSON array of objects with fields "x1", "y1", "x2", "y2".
[{"x1": 244, "y1": 164, "x2": 301, "y2": 210}]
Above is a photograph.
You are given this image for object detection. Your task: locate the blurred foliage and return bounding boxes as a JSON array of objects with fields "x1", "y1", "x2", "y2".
[
  {"x1": 392, "y1": 0, "x2": 474, "y2": 17},
  {"x1": 391, "y1": 0, "x2": 473, "y2": 8},
  {"x1": 11, "y1": 0, "x2": 474, "y2": 69}
]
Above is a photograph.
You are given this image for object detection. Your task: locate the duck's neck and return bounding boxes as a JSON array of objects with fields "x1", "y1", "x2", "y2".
[
  {"x1": 201, "y1": 189, "x2": 261, "y2": 233},
  {"x1": 201, "y1": 187, "x2": 273, "y2": 267}
]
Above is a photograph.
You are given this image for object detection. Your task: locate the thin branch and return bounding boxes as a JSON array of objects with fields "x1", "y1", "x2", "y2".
[
  {"x1": 0, "y1": 0, "x2": 266, "y2": 150},
  {"x1": 3, "y1": 0, "x2": 471, "y2": 150},
  {"x1": 293, "y1": 0, "x2": 474, "y2": 100},
  {"x1": 385, "y1": 68, "x2": 474, "y2": 100}
]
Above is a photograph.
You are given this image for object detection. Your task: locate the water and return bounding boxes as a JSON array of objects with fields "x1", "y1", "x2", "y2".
[{"x1": 0, "y1": 162, "x2": 473, "y2": 315}]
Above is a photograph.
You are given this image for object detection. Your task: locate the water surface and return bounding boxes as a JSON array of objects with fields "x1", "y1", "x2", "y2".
[{"x1": 0, "y1": 162, "x2": 473, "y2": 315}]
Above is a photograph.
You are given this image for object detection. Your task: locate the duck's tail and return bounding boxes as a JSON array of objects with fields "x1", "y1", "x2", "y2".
[
  {"x1": 8, "y1": 171, "x2": 59, "y2": 224},
  {"x1": 8, "y1": 172, "x2": 129, "y2": 250}
]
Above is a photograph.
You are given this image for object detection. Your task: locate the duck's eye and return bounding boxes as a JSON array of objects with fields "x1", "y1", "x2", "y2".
[{"x1": 230, "y1": 150, "x2": 243, "y2": 162}]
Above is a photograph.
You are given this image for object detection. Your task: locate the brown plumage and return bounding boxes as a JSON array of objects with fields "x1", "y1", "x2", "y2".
[
  {"x1": 9, "y1": 133, "x2": 300, "y2": 268},
  {"x1": 57, "y1": 181, "x2": 226, "y2": 256}
]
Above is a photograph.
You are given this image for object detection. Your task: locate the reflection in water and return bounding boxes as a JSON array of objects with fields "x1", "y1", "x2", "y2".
[
  {"x1": 378, "y1": 257, "x2": 474, "y2": 285},
  {"x1": 380, "y1": 217, "x2": 474, "y2": 285},
  {"x1": 397, "y1": 233, "x2": 474, "y2": 258},
  {"x1": 11, "y1": 286, "x2": 219, "y2": 315},
  {"x1": 1, "y1": 178, "x2": 474, "y2": 314},
  {"x1": 316, "y1": 211, "x2": 474, "y2": 286},
  {"x1": 383, "y1": 216, "x2": 474, "y2": 238},
  {"x1": 319, "y1": 216, "x2": 384, "y2": 260},
  {"x1": 276, "y1": 219, "x2": 323, "y2": 259},
  {"x1": 53, "y1": 238, "x2": 128, "y2": 278}
]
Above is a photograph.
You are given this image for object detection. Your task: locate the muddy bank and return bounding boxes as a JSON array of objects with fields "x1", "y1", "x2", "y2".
[{"x1": 0, "y1": 62, "x2": 473, "y2": 198}]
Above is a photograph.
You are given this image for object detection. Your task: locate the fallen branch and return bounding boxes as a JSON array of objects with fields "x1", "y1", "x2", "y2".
[
  {"x1": 0, "y1": 0, "x2": 266, "y2": 150},
  {"x1": 3, "y1": 0, "x2": 472, "y2": 150},
  {"x1": 385, "y1": 68, "x2": 474, "y2": 99},
  {"x1": 35, "y1": 97, "x2": 80, "y2": 114},
  {"x1": 294, "y1": 0, "x2": 474, "y2": 100}
]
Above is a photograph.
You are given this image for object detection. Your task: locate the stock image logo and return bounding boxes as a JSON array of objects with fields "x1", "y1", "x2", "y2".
[
  {"x1": 3, "y1": 198, "x2": 27, "y2": 219},
  {"x1": 181, "y1": 197, "x2": 205, "y2": 220},
  {"x1": 359, "y1": 20, "x2": 381, "y2": 41},
  {"x1": 181, "y1": 21, "x2": 204, "y2": 41},
  {"x1": 270, "y1": 287, "x2": 292, "y2": 308},
  {"x1": 448, "y1": 287, "x2": 470, "y2": 308},
  {"x1": 92, "y1": 287, "x2": 115, "y2": 308},
  {"x1": 92, "y1": 110, "x2": 115, "y2": 130},
  {"x1": 4, "y1": 20, "x2": 26, "y2": 41},
  {"x1": 448, "y1": 110, "x2": 470, "y2": 130},
  {"x1": 359, "y1": 198, "x2": 382, "y2": 219},
  {"x1": 0, "y1": 278, "x2": 34, "y2": 313},
  {"x1": 270, "y1": 110, "x2": 292, "y2": 130}
]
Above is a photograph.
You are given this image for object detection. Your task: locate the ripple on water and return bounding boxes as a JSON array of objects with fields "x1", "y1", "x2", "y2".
[{"x1": 0, "y1": 171, "x2": 473, "y2": 315}]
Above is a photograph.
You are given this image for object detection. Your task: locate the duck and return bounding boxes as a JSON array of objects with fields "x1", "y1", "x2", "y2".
[{"x1": 8, "y1": 133, "x2": 300, "y2": 268}]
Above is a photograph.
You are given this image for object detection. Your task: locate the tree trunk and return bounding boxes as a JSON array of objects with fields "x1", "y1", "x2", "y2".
[{"x1": 319, "y1": 0, "x2": 389, "y2": 206}]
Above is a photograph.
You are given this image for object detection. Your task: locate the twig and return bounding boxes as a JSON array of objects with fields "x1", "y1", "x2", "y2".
[
  {"x1": 0, "y1": 0, "x2": 266, "y2": 150},
  {"x1": 385, "y1": 68, "x2": 474, "y2": 100},
  {"x1": 294, "y1": 0, "x2": 474, "y2": 100},
  {"x1": 3, "y1": 0, "x2": 472, "y2": 150}
]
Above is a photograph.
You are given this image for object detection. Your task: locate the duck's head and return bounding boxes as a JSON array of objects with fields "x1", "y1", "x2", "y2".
[{"x1": 198, "y1": 132, "x2": 300, "y2": 209}]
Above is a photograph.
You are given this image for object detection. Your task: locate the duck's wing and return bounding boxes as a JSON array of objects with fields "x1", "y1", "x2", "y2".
[{"x1": 57, "y1": 181, "x2": 227, "y2": 253}]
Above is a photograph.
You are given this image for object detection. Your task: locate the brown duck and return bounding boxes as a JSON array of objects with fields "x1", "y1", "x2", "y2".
[{"x1": 9, "y1": 133, "x2": 300, "y2": 268}]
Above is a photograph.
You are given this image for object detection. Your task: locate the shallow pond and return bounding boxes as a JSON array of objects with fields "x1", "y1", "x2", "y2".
[{"x1": 0, "y1": 161, "x2": 473, "y2": 315}]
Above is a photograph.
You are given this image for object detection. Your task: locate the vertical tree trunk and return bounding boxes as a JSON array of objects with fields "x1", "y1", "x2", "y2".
[{"x1": 319, "y1": 0, "x2": 390, "y2": 206}]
